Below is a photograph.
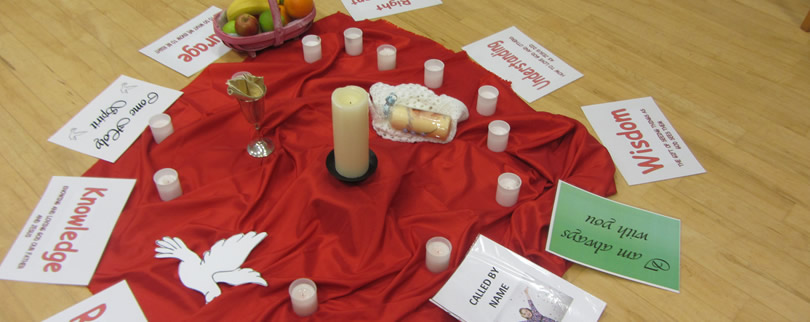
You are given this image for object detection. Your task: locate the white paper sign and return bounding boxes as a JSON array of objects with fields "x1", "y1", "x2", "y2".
[
  {"x1": 431, "y1": 235, "x2": 605, "y2": 322},
  {"x1": 140, "y1": 6, "x2": 230, "y2": 77},
  {"x1": 342, "y1": 0, "x2": 442, "y2": 21},
  {"x1": 0, "y1": 176, "x2": 136, "y2": 285},
  {"x1": 581, "y1": 97, "x2": 705, "y2": 185},
  {"x1": 48, "y1": 75, "x2": 183, "y2": 163},
  {"x1": 462, "y1": 26, "x2": 583, "y2": 103},
  {"x1": 43, "y1": 280, "x2": 147, "y2": 322}
]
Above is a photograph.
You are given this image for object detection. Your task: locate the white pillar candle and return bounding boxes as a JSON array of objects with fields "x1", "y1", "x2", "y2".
[
  {"x1": 377, "y1": 44, "x2": 396, "y2": 71},
  {"x1": 423, "y1": 59, "x2": 444, "y2": 89},
  {"x1": 148, "y1": 113, "x2": 174, "y2": 144},
  {"x1": 331, "y1": 86, "x2": 370, "y2": 178},
  {"x1": 476, "y1": 85, "x2": 500, "y2": 116},
  {"x1": 425, "y1": 236, "x2": 452, "y2": 273},
  {"x1": 302, "y1": 35, "x2": 322, "y2": 63},
  {"x1": 153, "y1": 168, "x2": 182, "y2": 201},
  {"x1": 496, "y1": 172, "x2": 522, "y2": 207},
  {"x1": 487, "y1": 120, "x2": 510, "y2": 152},
  {"x1": 289, "y1": 278, "x2": 318, "y2": 317},
  {"x1": 344, "y1": 27, "x2": 363, "y2": 56}
]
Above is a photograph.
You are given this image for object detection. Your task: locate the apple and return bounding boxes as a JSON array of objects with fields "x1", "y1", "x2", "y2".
[
  {"x1": 222, "y1": 20, "x2": 237, "y2": 35},
  {"x1": 234, "y1": 13, "x2": 260, "y2": 36},
  {"x1": 259, "y1": 10, "x2": 284, "y2": 32}
]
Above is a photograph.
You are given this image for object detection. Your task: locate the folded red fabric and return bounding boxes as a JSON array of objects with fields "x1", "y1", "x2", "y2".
[{"x1": 85, "y1": 12, "x2": 615, "y2": 321}]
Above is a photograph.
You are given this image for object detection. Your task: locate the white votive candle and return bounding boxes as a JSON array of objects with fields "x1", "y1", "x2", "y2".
[
  {"x1": 302, "y1": 35, "x2": 322, "y2": 63},
  {"x1": 424, "y1": 59, "x2": 445, "y2": 89},
  {"x1": 289, "y1": 278, "x2": 318, "y2": 317},
  {"x1": 377, "y1": 44, "x2": 396, "y2": 71},
  {"x1": 148, "y1": 113, "x2": 174, "y2": 144},
  {"x1": 344, "y1": 27, "x2": 363, "y2": 56},
  {"x1": 425, "y1": 236, "x2": 452, "y2": 273},
  {"x1": 487, "y1": 120, "x2": 511, "y2": 152},
  {"x1": 153, "y1": 168, "x2": 182, "y2": 201},
  {"x1": 331, "y1": 86, "x2": 370, "y2": 178},
  {"x1": 496, "y1": 172, "x2": 522, "y2": 207},
  {"x1": 476, "y1": 85, "x2": 500, "y2": 116}
]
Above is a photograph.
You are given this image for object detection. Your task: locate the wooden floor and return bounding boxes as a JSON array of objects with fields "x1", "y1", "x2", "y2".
[{"x1": 1, "y1": 0, "x2": 809, "y2": 320}]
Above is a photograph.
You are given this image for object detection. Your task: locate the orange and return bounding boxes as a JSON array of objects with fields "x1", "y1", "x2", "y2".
[
  {"x1": 279, "y1": 5, "x2": 290, "y2": 24},
  {"x1": 284, "y1": 0, "x2": 313, "y2": 19}
]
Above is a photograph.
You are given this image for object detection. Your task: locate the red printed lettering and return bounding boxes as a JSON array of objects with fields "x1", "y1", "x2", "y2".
[
  {"x1": 487, "y1": 40, "x2": 551, "y2": 90},
  {"x1": 83, "y1": 187, "x2": 107, "y2": 198},
  {"x1": 67, "y1": 214, "x2": 88, "y2": 227},
  {"x1": 42, "y1": 186, "x2": 106, "y2": 272},
  {"x1": 612, "y1": 108, "x2": 663, "y2": 174},
  {"x1": 632, "y1": 155, "x2": 664, "y2": 174},
  {"x1": 177, "y1": 34, "x2": 222, "y2": 62},
  {"x1": 61, "y1": 231, "x2": 79, "y2": 241},
  {"x1": 376, "y1": 0, "x2": 411, "y2": 10},
  {"x1": 70, "y1": 304, "x2": 107, "y2": 322}
]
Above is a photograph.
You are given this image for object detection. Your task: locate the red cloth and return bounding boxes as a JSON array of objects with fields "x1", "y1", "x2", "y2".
[{"x1": 85, "y1": 12, "x2": 615, "y2": 321}]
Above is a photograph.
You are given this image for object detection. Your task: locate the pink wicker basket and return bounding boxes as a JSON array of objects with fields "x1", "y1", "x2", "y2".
[{"x1": 213, "y1": 1, "x2": 316, "y2": 57}]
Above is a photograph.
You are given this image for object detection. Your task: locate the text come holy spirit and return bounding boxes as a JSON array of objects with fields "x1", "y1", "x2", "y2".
[{"x1": 88, "y1": 91, "x2": 160, "y2": 150}]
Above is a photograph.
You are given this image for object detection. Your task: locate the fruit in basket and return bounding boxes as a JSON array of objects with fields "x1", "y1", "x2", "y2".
[
  {"x1": 226, "y1": 0, "x2": 271, "y2": 21},
  {"x1": 285, "y1": 0, "x2": 313, "y2": 19},
  {"x1": 222, "y1": 20, "x2": 237, "y2": 34},
  {"x1": 258, "y1": 8, "x2": 287, "y2": 32},
  {"x1": 280, "y1": 6, "x2": 290, "y2": 24},
  {"x1": 235, "y1": 13, "x2": 260, "y2": 36}
]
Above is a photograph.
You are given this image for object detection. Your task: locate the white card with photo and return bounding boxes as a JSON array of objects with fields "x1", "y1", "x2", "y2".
[
  {"x1": 431, "y1": 235, "x2": 605, "y2": 322},
  {"x1": 581, "y1": 97, "x2": 705, "y2": 185},
  {"x1": 342, "y1": 0, "x2": 442, "y2": 21},
  {"x1": 140, "y1": 6, "x2": 231, "y2": 77},
  {"x1": 463, "y1": 26, "x2": 583, "y2": 103},
  {"x1": 43, "y1": 280, "x2": 147, "y2": 322},
  {"x1": 495, "y1": 281, "x2": 574, "y2": 322},
  {"x1": 48, "y1": 75, "x2": 183, "y2": 163},
  {"x1": 0, "y1": 176, "x2": 136, "y2": 285}
]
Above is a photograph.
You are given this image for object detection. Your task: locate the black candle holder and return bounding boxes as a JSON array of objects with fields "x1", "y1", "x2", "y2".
[{"x1": 326, "y1": 149, "x2": 378, "y2": 183}]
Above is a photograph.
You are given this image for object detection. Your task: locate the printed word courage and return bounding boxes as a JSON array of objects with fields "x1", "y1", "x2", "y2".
[{"x1": 177, "y1": 35, "x2": 222, "y2": 62}]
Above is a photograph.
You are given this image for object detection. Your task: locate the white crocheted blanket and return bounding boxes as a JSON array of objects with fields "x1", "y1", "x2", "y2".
[{"x1": 369, "y1": 83, "x2": 469, "y2": 144}]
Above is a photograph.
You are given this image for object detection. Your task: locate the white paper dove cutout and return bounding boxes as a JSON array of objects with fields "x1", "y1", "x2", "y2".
[{"x1": 155, "y1": 231, "x2": 268, "y2": 303}]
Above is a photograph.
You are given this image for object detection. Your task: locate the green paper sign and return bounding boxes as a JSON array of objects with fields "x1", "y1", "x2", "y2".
[{"x1": 547, "y1": 181, "x2": 680, "y2": 292}]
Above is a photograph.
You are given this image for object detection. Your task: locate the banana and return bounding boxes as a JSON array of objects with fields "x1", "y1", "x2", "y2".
[{"x1": 226, "y1": 0, "x2": 271, "y2": 21}]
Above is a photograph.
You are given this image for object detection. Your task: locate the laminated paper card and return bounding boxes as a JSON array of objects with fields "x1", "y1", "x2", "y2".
[
  {"x1": 0, "y1": 176, "x2": 136, "y2": 285},
  {"x1": 48, "y1": 75, "x2": 183, "y2": 163},
  {"x1": 342, "y1": 0, "x2": 442, "y2": 21},
  {"x1": 546, "y1": 181, "x2": 681, "y2": 293},
  {"x1": 431, "y1": 235, "x2": 605, "y2": 322},
  {"x1": 581, "y1": 96, "x2": 705, "y2": 185},
  {"x1": 463, "y1": 26, "x2": 583, "y2": 103},
  {"x1": 139, "y1": 6, "x2": 231, "y2": 77},
  {"x1": 43, "y1": 280, "x2": 147, "y2": 322}
]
